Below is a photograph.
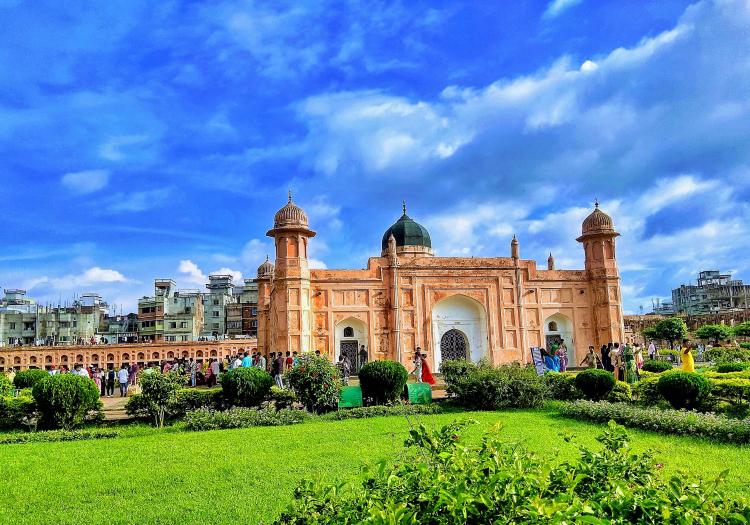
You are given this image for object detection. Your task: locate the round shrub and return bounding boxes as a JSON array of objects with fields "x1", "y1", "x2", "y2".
[
  {"x1": 452, "y1": 365, "x2": 546, "y2": 410},
  {"x1": 715, "y1": 362, "x2": 750, "y2": 373},
  {"x1": 632, "y1": 377, "x2": 663, "y2": 406},
  {"x1": 641, "y1": 359, "x2": 673, "y2": 373},
  {"x1": 221, "y1": 367, "x2": 273, "y2": 408},
  {"x1": 285, "y1": 354, "x2": 342, "y2": 414},
  {"x1": 13, "y1": 369, "x2": 50, "y2": 389},
  {"x1": 32, "y1": 374, "x2": 100, "y2": 430},
  {"x1": 544, "y1": 372, "x2": 581, "y2": 401},
  {"x1": 0, "y1": 375, "x2": 13, "y2": 397},
  {"x1": 606, "y1": 381, "x2": 632, "y2": 403},
  {"x1": 574, "y1": 369, "x2": 615, "y2": 401},
  {"x1": 657, "y1": 371, "x2": 710, "y2": 410},
  {"x1": 358, "y1": 360, "x2": 409, "y2": 405}
]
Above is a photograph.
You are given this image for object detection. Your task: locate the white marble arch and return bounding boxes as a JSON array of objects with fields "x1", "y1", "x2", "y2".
[
  {"x1": 431, "y1": 294, "x2": 488, "y2": 367},
  {"x1": 333, "y1": 317, "x2": 368, "y2": 362},
  {"x1": 544, "y1": 312, "x2": 575, "y2": 363}
]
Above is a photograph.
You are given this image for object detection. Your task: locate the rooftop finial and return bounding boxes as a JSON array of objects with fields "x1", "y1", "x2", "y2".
[
  {"x1": 265, "y1": 254, "x2": 269, "y2": 262},
  {"x1": 288, "y1": 189, "x2": 293, "y2": 203},
  {"x1": 594, "y1": 198, "x2": 599, "y2": 209},
  {"x1": 402, "y1": 200, "x2": 407, "y2": 215}
]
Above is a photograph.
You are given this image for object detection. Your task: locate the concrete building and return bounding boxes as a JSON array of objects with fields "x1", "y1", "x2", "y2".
[
  {"x1": 227, "y1": 279, "x2": 259, "y2": 338},
  {"x1": 672, "y1": 270, "x2": 750, "y2": 314},
  {"x1": 138, "y1": 280, "x2": 204, "y2": 342},
  {"x1": 202, "y1": 275, "x2": 235, "y2": 338},
  {"x1": 256, "y1": 196, "x2": 624, "y2": 370}
]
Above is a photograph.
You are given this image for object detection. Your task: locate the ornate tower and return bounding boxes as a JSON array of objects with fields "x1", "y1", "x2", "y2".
[
  {"x1": 576, "y1": 202, "x2": 623, "y2": 345},
  {"x1": 547, "y1": 252, "x2": 555, "y2": 270},
  {"x1": 266, "y1": 192, "x2": 316, "y2": 355},
  {"x1": 255, "y1": 256, "x2": 274, "y2": 355}
]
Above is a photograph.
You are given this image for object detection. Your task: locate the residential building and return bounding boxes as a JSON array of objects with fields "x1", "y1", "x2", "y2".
[
  {"x1": 672, "y1": 270, "x2": 750, "y2": 314},
  {"x1": 202, "y1": 274, "x2": 235, "y2": 338},
  {"x1": 227, "y1": 279, "x2": 259, "y2": 338},
  {"x1": 138, "y1": 280, "x2": 205, "y2": 342}
]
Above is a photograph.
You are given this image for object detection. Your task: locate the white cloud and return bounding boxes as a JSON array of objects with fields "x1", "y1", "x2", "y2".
[
  {"x1": 212, "y1": 267, "x2": 243, "y2": 283},
  {"x1": 309, "y1": 258, "x2": 327, "y2": 269},
  {"x1": 99, "y1": 134, "x2": 149, "y2": 161},
  {"x1": 26, "y1": 266, "x2": 128, "y2": 290},
  {"x1": 61, "y1": 170, "x2": 110, "y2": 194},
  {"x1": 106, "y1": 188, "x2": 173, "y2": 213},
  {"x1": 178, "y1": 259, "x2": 207, "y2": 287},
  {"x1": 543, "y1": 0, "x2": 583, "y2": 19}
]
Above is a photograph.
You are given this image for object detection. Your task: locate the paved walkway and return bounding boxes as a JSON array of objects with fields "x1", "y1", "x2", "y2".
[{"x1": 100, "y1": 395, "x2": 130, "y2": 421}]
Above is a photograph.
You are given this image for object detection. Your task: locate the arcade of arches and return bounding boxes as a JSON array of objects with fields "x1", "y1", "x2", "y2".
[{"x1": 256, "y1": 196, "x2": 624, "y2": 371}]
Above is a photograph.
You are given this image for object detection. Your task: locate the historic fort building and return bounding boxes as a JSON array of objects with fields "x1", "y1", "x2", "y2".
[{"x1": 256, "y1": 195, "x2": 624, "y2": 370}]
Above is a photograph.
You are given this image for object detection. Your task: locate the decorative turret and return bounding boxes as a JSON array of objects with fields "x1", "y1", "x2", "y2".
[
  {"x1": 257, "y1": 255, "x2": 274, "y2": 279},
  {"x1": 381, "y1": 201, "x2": 433, "y2": 257},
  {"x1": 576, "y1": 201, "x2": 619, "y2": 273},
  {"x1": 511, "y1": 235, "x2": 519, "y2": 260},
  {"x1": 547, "y1": 252, "x2": 555, "y2": 270}
]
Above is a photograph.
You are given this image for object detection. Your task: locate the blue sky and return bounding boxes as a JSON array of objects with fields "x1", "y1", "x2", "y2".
[{"x1": 1, "y1": 0, "x2": 749, "y2": 314}]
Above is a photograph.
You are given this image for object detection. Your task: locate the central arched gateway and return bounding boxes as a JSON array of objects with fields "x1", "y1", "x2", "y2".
[
  {"x1": 432, "y1": 294, "x2": 488, "y2": 367},
  {"x1": 334, "y1": 317, "x2": 369, "y2": 372}
]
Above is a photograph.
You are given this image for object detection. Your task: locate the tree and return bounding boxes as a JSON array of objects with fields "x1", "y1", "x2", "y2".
[
  {"x1": 652, "y1": 317, "x2": 688, "y2": 349},
  {"x1": 734, "y1": 321, "x2": 750, "y2": 339},
  {"x1": 642, "y1": 326, "x2": 658, "y2": 341},
  {"x1": 139, "y1": 371, "x2": 184, "y2": 428},
  {"x1": 695, "y1": 324, "x2": 734, "y2": 343}
]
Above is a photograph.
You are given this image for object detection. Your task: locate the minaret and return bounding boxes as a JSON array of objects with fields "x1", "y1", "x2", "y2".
[
  {"x1": 577, "y1": 200, "x2": 623, "y2": 346},
  {"x1": 547, "y1": 252, "x2": 555, "y2": 270},
  {"x1": 255, "y1": 255, "x2": 274, "y2": 355},
  {"x1": 266, "y1": 192, "x2": 316, "y2": 355},
  {"x1": 511, "y1": 235, "x2": 519, "y2": 260}
]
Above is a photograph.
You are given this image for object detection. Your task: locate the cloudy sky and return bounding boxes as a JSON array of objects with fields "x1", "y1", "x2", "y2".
[{"x1": 1, "y1": 0, "x2": 749, "y2": 314}]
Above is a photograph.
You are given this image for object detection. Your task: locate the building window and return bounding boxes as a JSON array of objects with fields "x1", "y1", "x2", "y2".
[
  {"x1": 343, "y1": 326, "x2": 354, "y2": 338},
  {"x1": 213, "y1": 311, "x2": 219, "y2": 317},
  {"x1": 251, "y1": 308, "x2": 257, "y2": 316},
  {"x1": 180, "y1": 322, "x2": 187, "y2": 328},
  {"x1": 213, "y1": 299, "x2": 219, "y2": 305},
  {"x1": 9, "y1": 323, "x2": 15, "y2": 330},
  {"x1": 251, "y1": 320, "x2": 258, "y2": 328},
  {"x1": 548, "y1": 321, "x2": 558, "y2": 332},
  {"x1": 212, "y1": 323, "x2": 219, "y2": 330},
  {"x1": 169, "y1": 322, "x2": 177, "y2": 329}
]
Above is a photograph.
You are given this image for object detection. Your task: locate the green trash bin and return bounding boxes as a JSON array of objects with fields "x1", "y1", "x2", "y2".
[
  {"x1": 406, "y1": 382, "x2": 432, "y2": 404},
  {"x1": 338, "y1": 385, "x2": 363, "y2": 408}
]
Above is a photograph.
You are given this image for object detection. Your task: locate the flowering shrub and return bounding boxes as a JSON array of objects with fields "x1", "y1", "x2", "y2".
[
  {"x1": 544, "y1": 372, "x2": 581, "y2": 401},
  {"x1": 275, "y1": 420, "x2": 750, "y2": 523},
  {"x1": 184, "y1": 406, "x2": 308, "y2": 431},
  {"x1": 221, "y1": 367, "x2": 273, "y2": 408},
  {"x1": 558, "y1": 400, "x2": 750, "y2": 444},
  {"x1": 657, "y1": 371, "x2": 710, "y2": 410},
  {"x1": 574, "y1": 369, "x2": 614, "y2": 400},
  {"x1": 445, "y1": 362, "x2": 546, "y2": 409},
  {"x1": 285, "y1": 354, "x2": 342, "y2": 413},
  {"x1": 641, "y1": 359, "x2": 672, "y2": 373},
  {"x1": 319, "y1": 403, "x2": 442, "y2": 421},
  {"x1": 358, "y1": 360, "x2": 408, "y2": 405}
]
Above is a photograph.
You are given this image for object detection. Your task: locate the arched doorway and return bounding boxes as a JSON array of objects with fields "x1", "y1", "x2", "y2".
[
  {"x1": 432, "y1": 294, "x2": 488, "y2": 367},
  {"x1": 334, "y1": 317, "x2": 368, "y2": 372},
  {"x1": 544, "y1": 313, "x2": 574, "y2": 363}
]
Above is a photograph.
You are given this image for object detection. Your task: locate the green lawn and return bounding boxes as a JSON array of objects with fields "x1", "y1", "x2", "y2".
[{"x1": 1, "y1": 410, "x2": 750, "y2": 524}]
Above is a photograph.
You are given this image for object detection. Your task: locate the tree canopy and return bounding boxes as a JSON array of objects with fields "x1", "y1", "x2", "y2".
[{"x1": 695, "y1": 324, "x2": 734, "y2": 342}]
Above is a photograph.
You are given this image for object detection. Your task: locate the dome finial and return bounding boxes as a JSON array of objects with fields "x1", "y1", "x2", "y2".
[
  {"x1": 594, "y1": 198, "x2": 599, "y2": 209},
  {"x1": 402, "y1": 200, "x2": 407, "y2": 215},
  {"x1": 288, "y1": 189, "x2": 293, "y2": 203}
]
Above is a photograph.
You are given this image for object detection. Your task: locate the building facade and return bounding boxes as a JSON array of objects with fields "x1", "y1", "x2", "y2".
[
  {"x1": 256, "y1": 196, "x2": 625, "y2": 370},
  {"x1": 672, "y1": 270, "x2": 750, "y2": 314},
  {"x1": 138, "y1": 280, "x2": 204, "y2": 342}
]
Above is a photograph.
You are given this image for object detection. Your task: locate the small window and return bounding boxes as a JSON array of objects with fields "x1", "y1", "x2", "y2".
[
  {"x1": 547, "y1": 321, "x2": 558, "y2": 332},
  {"x1": 343, "y1": 326, "x2": 354, "y2": 338}
]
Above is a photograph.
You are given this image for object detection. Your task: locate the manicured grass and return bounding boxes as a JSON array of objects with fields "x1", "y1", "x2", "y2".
[{"x1": 1, "y1": 410, "x2": 750, "y2": 524}]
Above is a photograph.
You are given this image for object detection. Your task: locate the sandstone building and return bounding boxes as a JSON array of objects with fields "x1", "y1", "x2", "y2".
[{"x1": 256, "y1": 196, "x2": 624, "y2": 370}]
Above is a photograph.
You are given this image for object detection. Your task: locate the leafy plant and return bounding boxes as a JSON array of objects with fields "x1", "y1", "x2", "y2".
[
  {"x1": 126, "y1": 388, "x2": 223, "y2": 421},
  {"x1": 0, "y1": 395, "x2": 38, "y2": 431},
  {"x1": 319, "y1": 404, "x2": 442, "y2": 421},
  {"x1": 221, "y1": 367, "x2": 274, "y2": 408},
  {"x1": 0, "y1": 375, "x2": 13, "y2": 397},
  {"x1": 267, "y1": 386, "x2": 297, "y2": 411},
  {"x1": 695, "y1": 323, "x2": 734, "y2": 342},
  {"x1": 0, "y1": 427, "x2": 119, "y2": 445},
  {"x1": 138, "y1": 371, "x2": 184, "y2": 428},
  {"x1": 544, "y1": 371, "x2": 581, "y2": 401},
  {"x1": 446, "y1": 363, "x2": 546, "y2": 409},
  {"x1": 651, "y1": 317, "x2": 689, "y2": 348},
  {"x1": 358, "y1": 360, "x2": 408, "y2": 405},
  {"x1": 705, "y1": 346, "x2": 750, "y2": 363},
  {"x1": 184, "y1": 406, "x2": 308, "y2": 431},
  {"x1": 439, "y1": 359, "x2": 475, "y2": 394},
  {"x1": 641, "y1": 359, "x2": 672, "y2": 373},
  {"x1": 606, "y1": 381, "x2": 632, "y2": 403},
  {"x1": 632, "y1": 377, "x2": 663, "y2": 406},
  {"x1": 734, "y1": 321, "x2": 750, "y2": 338},
  {"x1": 715, "y1": 362, "x2": 750, "y2": 373},
  {"x1": 275, "y1": 420, "x2": 750, "y2": 523},
  {"x1": 657, "y1": 370, "x2": 710, "y2": 410},
  {"x1": 285, "y1": 354, "x2": 342, "y2": 414},
  {"x1": 31, "y1": 374, "x2": 101, "y2": 430},
  {"x1": 13, "y1": 369, "x2": 49, "y2": 389},
  {"x1": 574, "y1": 368, "x2": 615, "y2": 400}
]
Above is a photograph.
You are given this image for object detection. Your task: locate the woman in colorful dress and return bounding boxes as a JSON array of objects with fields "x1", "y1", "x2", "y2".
[
  {"x1": 420, "y1": 352, "x2": 436, "y2": 386},
  {"x1": 556, "y1": 341, "x2": 569, "y2": 372},
  {"x1": 622, "y1": 344, "x2": 638, "y2": 384},
  {"x1": 681, "y1": 340, "x2": 695, "y2": 372}
]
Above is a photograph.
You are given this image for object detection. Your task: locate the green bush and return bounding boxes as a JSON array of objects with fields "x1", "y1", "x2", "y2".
[
  {"x1": 740, "y1": 342, "x2": 750, "y2": 350},
  {"x1": 267, "y1": 386, "x2": 297, "y2": 410},
  {"x1": 558, "y1": 400, "x2": 750, "y2": 444},
  {"x1": 184, "y1": 406, "x2": 308, "y2": 431},
  {"x1": 138, "y1": 371, "x2": 185, "y2": 427},
  {"x1": 13, "y1": 369, "x2": 49, "y2": 389},
  {"x1": 32, "y1": 374, "x2": 101, "y2": 430},
  {"x1": 0, "y1": 395, "x2": 37, "y2": 430},
  {"x1": 126, "y1": 387, "x2": 223, "y2": 421},
  {"x1": 657, "y1": 371, "x2": 710, "y2": 410},
  {"x1": 705, "y1": 346, "x2": 750, "y2": 363},
  {"x1": 641, "y1": 359, "x2": 672, "y2": 373},
  {"x1": 632, "y1": 377, "x2": 663, "y2": 406},
  {"x1": 574, "y1": 369, "x2": 615, "y2": 401},
  {"x1": 448, "y1": 363, "x2": 546, "y2": 410},
  {"x1": 319, "y1": 404, "x2": 442, "y2": 421},
  {"x1": 544, "y1": 372, "x2": 581, "y2": 401},
  {"x1": 715, "y1": 362, "x2": 750, "y2": 373},
  {"x1": 695, "y1": 323, "x2": 734, "y2": 342},
  {"x1": 221, "y1": 367, "x2": 273, "y2": 408},
  {"x1": 0, "y1": 428, "x2": 119, "y2": 445},
  {"x1": 275, "y1": 420, "x2": 750, "y2": 523},
  {"x1": 606, "y1": 381, "x2": 632, "y2": 403},
  {"x1": 0, "y1": 375, "x2": 13, "y2": 397},
  {"x1": 285, "y1": 354, "x2": 342, "y2": 414},
  {"x1": 358, "y1": 360, "x2": 408, "y2": 405},
  {"x1": 439, "y1": 359, "x2": 475, "y2": 394}
]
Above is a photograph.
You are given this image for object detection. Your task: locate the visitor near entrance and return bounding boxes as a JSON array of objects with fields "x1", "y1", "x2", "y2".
[
  {"x1": 411, "y1": 350, "x2": 423, "y2": 383},
  {"x1": 117, "y1": 364, "x2": 129, "y2": 397}
]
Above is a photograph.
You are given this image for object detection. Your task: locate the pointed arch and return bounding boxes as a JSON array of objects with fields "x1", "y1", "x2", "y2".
[{"x1": 431, "y1": 294, "x2": 488, "y2": 367}]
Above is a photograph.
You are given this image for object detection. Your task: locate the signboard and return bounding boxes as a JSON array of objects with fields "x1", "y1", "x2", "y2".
[{"x1": 530, "y1": 347, "x2": 545, "y2": 376}]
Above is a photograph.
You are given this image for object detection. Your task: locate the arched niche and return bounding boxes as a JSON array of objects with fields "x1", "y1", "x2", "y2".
[
  {"x1": 431, "y1": 294, "x2": 488, "y2": 368},
  {"x1": 334, "y1": 317, "x2": 368, "y2": 372},
  {"x1": 543, "y1": 313, "x2": 575, "y2": 363}
]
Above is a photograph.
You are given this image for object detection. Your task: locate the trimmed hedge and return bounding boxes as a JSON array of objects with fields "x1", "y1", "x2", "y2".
[
  {"x1": 13, "y1": 369, "x2": 49, "y2": 389},
  {"x1": 221, "y1": 367, "x2": 273, "y2": 408},
  {"x1": 544, "y1": 372, "x2": 581, "y2": 401},
  {"x1": 126, "y1": 388, "x2": 223, "y2": 421},
  {"x1": 606, "y1": 381, "x2": 632, "y2": 403},
  {"x1": 184, "y1": 407, "x2": 308, "y2": 431},
  {"x1": 319, "y1": 404, "x2": 442, "y2": 421},
  {"x1": 574, "y1": 369, "x2": 615, "y2": 401},
  {"x1": 632, "y1": 377, "x2": 662, "y2": 406},
  {"x1": 32, "y1": 374, "x2": 101, "y2": 430},
  {"x1": 0, "y1": 396, "x2": 37, "y2": 430},
  {"x1": 657, "y1": 371, "x2": 710, "y2": 410},
  {"x1": 558, "y1": 400, "x2": 750, "y2": 444},
  {"x1": 358, "y1": 360, "x2": 408, "y2": 405},
  {"x1": 446, "y1": 362, "x2": 546, "y2": 410},
  {"x1": 0, "y1": 428, "x2": 119, "y2": 445},
  {"x1": 641, "y1": 359, "x2": 672, "y2": 373},
  {"x1": 715, "y1": 362, "x2": 750, "y2": 373}
]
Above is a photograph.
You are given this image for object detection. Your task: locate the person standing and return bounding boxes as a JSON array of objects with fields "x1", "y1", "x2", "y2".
[
  {"x1": 275, "y1": 353, "x2": 285, "y2": 388},
  {"x1": 285, "y1": 351, "x2": 293, "y2": 372},
  {"x1": 579, "y1": 346, "x2": 600, "y2": 368},
  {"x1": 256, "y1": 352, "x2": 266, "y2": 371},
  {"x1": 556, "y1": 340, "x2": 569, "y2": 372},
  {"x1": 117, "y1": 364, "x2": 129, "y2": 397},
  {"x1": 681, "y1": 340, "x2": 695, "y2": 372},
  {"x1": 338, "y1": 354, "x2": 351, "y2": 386},
  {"x1": 611, "y1": 343, "x2": 623, "y2": 381},
  {"x1": 188, "y1": 358, "x2": 197, "y2": 387},
  {"x1": 411, "y1": 350, "x2": 423, "y2": 383},
  {"x1": 601, "y1": 343, "x2": 612, "y2": 372},
  {"x1": 129, "y1": 362, "x2": 140, "y2": 386},
  {"x1": 623, "y1": 344, "x2": 638, "y2": 384},
  {"x1": 420, "y1": 352, "x2": 436, "y2": 385},
  {"x1": 106, "y1": 365, "x2": 116, "y2": 398},
  {"x1": 292, "y1": 351, "x2": 299, "y2": 368},
  {"x1": 210, "y1": 358, "x2": 221, "y2": 385},
  {"x1": 241, "y1": 352, "x2": 252, "y2": 368},
  {"x1": 97, "y1": 367, "x2": 105, "y2": 396},
  {"x1": 358, "y1": 345, "x2": 368, "y2": 372},
  {"x1": 634, "y1": 343, "x2": 644, "y2": 371},
  {"x1": 647, "y1": 340, "x2": 656, "y2": 360}
]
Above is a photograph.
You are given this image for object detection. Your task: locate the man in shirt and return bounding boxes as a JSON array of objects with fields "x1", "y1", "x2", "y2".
[
  {"x1": 117, "y1": 365, "x2": 129, "y2": 397},
  {"x1": 241, "y1": 352, "x2": 252, "y2": 368},
  {"x1": 256, "y1": 353, "x2": 266, "y2": 371}
]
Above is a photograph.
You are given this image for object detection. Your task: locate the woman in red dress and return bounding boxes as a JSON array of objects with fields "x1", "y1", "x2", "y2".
[{"x1": 420, "y1": 353, "x2": 436, "y2": 385}]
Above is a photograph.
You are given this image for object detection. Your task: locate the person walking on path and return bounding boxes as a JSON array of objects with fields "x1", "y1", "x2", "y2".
[
  {"x1": 420, "y1": 352, "x2": 436, "y2": 385},
  {"x1": 106, "y1": 365, "x2": 116, "y2": 398},
  {"x1": 580, "y1": 346, "x2": 600, "y2": 369},
  {"x1": 337, "y1": 354, "x2": 351, "y2": 386},
  {"x1": 117, "y1": 364, "x2": 129, "y2": 397}
]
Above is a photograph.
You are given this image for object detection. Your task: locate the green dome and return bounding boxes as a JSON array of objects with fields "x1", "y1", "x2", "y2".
[{"x1": 381, "y1": 211, "x2": 432, "y2": 253}]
